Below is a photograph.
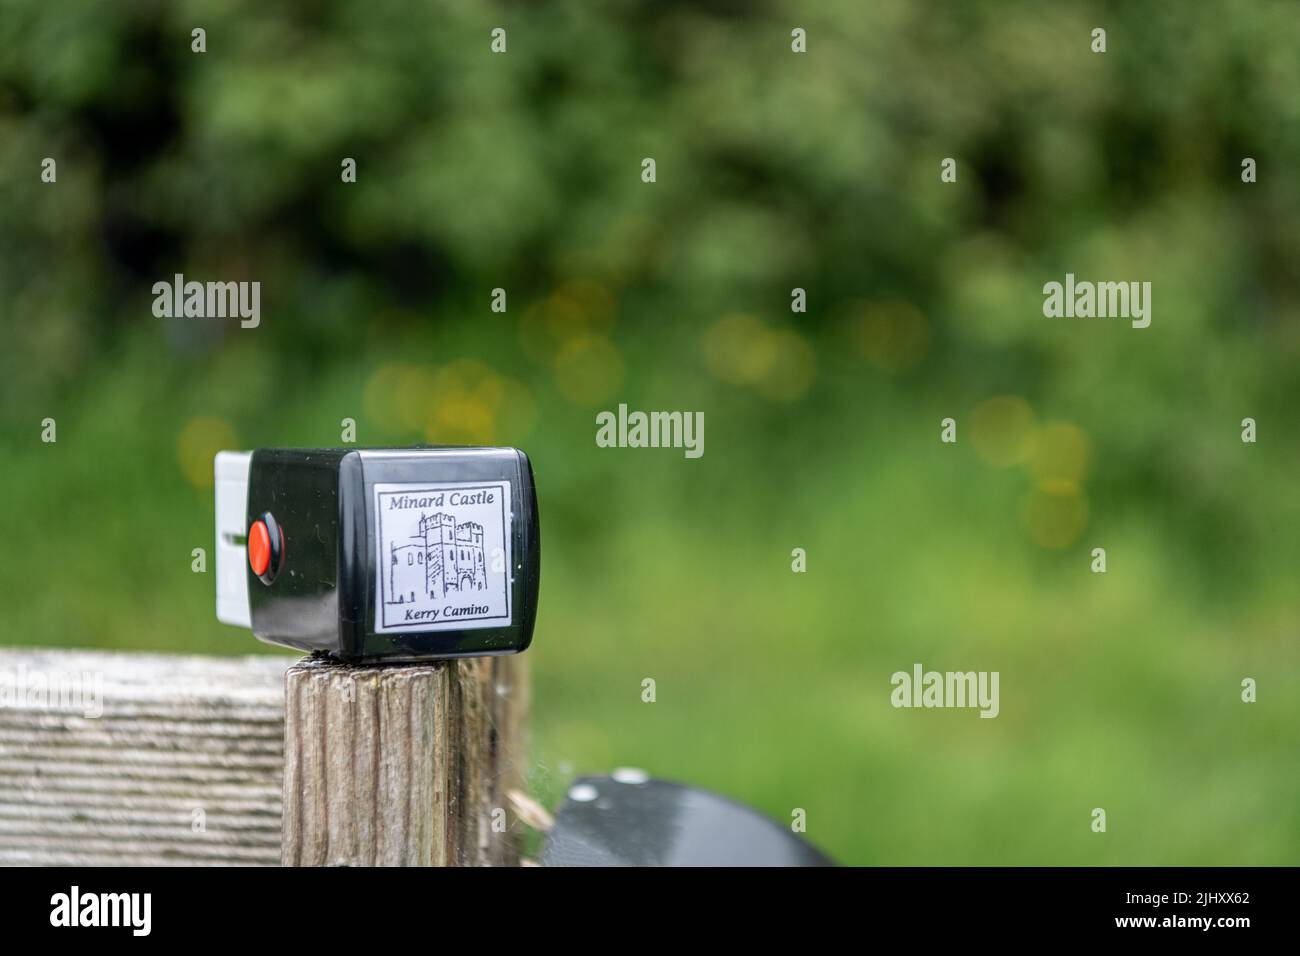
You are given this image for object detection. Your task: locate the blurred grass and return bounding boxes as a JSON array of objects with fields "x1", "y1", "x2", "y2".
[{"x1": 1, "y1": 0, "x2": 1299, "y2": 864}]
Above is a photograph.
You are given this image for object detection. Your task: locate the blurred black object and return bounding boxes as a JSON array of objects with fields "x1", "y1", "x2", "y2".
[{"x1": 541, "y1": 773, "x2": 834, "y2": 867}]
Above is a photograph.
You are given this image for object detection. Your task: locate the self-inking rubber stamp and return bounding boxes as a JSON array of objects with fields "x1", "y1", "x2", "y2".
[{"x1": 215, "y1": 447, "x2": 540, "y2": 662}]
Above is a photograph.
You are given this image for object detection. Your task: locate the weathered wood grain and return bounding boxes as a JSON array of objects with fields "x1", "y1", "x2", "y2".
[
  {"x1": 282, "y1": 654, "x2": 527, "y2": 867},
  {"x1": 0, "y1": 647, "x2": 528, "y2": 867},
  {"x1": 0, "y1": 647, "x2": 291, "y2": 866}
]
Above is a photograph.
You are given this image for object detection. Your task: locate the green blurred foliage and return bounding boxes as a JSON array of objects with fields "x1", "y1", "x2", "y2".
[{"x1": 1, "y1": 1, "x2": 1297, "y2": 864}]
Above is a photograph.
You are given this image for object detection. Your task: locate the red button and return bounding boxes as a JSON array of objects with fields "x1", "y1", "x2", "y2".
[{"x1": 248, "y1": 520, "x2": 271, "y2": 576}]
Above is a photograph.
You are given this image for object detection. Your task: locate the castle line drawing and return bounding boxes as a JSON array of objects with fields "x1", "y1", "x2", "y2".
[{"x1": 387, "y1": 511, "x2": 488, "y2": 604}]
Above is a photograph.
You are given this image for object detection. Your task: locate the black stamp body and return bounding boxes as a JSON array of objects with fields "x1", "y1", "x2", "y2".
[{"x1": 216, "y1": 447, "x2": 540, "y2": 663}]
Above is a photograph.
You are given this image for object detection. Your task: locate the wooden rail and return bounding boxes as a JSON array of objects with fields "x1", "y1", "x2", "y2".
[{"x1": 0, "y1": 647, "x2": 528, "y2": 867}]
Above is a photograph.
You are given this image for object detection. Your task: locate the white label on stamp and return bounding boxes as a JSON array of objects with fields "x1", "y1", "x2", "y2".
[{"x1": 373, "y1": 480, "x2": 512, "y2": 633}]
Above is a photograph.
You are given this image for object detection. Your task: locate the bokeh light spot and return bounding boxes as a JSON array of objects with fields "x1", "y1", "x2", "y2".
[
  {"x1": 1028, "y1": 421, "x2": 1092, "y2": 483},
  {"x1": 426, "y1": 360, "x2": 501, "y2": 444},
  {"x1": 554, "y1": 336, "x2": 625, "y2": 407},
  {"x1": 971, "y1": 396, "x2": 1035, "y2": 467},
  {"x1": 177, "y1": 416, "x2": 238, "y2": 490},
  {"x1": 519, "y1": 281, "x2": 617, "y2": 364},
  {"x1": 756, "y1": 329, "x2": 817, "y2": 402},
  {"x1": 1022, "y1": 479, "x2": 1088, "y2": 549},
  {"x1": 702, "y1": 314, "x2": 777, "y2": 385},
  {"x1": 851, "y1": 300, "x2": 931, "y2": 372}
]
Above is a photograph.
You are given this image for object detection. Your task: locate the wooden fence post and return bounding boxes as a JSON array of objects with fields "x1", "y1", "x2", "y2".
[
  {"x1": 0, "y1": 648, "x2": 288, "y2": 866},
  {"x1": 282, "y1": 653, "x2": 528, "y2": 867}
]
